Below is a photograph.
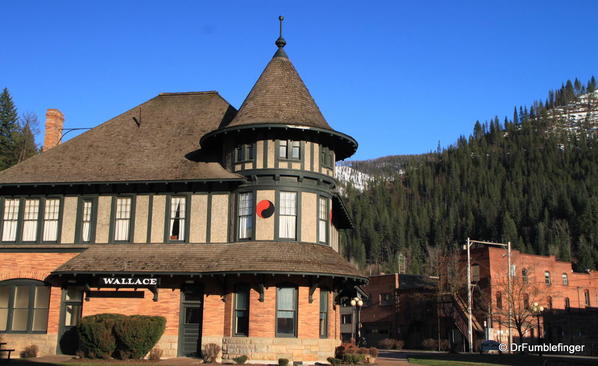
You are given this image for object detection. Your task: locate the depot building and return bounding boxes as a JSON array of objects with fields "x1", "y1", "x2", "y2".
[{"x1": 0, "y1": 25, "x2": 366, "y2": 362}]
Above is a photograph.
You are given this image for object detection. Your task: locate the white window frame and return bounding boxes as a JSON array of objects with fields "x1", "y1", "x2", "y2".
[
  {"x1": 237, "y1": 192, "x2": 254, "y2": 240},
  {"x1": 318, "y1": 196, "x2": 328, "y2": 244},
  {"x1": 112, "y1": 197, "x2": 132, "y2": 242},
  {"x1": 22, "y1": 199, "x2": 40, "y2": 242},
  {"x1": 1, "y1": 199, "x2": 20, "y2": 242},
  {"x1": 278, "y1": 192, "x2": 297, "y2": 240},
  {"x1": 42, "y1": 198, "x2": 60, "y2": 242},
  {"x1": 168, "y1": 196, "x2": 187, "y2": 242},
  {"x1": 80, "y1": 199, "x2": 94, "y2": 243}
]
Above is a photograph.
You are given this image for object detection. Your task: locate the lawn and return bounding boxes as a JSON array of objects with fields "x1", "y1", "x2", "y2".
[
  {"x1": 407, "y1": 354, "x2": 597, "y2": 366},
  {"x1": 408, "y1": 359, "x2": 509, "y2": 366}
]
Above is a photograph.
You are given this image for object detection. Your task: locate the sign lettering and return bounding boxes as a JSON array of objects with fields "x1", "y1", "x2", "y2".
[{"x1": 99, "y1": 277, "x2": 159, "y2": 287}]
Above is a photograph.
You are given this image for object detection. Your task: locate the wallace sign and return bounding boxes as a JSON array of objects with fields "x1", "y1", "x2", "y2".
[{"x1": 100, "y1": 277, "x2": 159, "y2": 287}]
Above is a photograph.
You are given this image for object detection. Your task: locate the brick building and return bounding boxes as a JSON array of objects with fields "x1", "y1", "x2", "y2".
[{"x1": 0, "y1": 25, "x2": 366, "y2": 362}]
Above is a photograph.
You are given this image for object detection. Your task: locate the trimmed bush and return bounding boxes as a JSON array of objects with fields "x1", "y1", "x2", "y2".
[
  {"x1": 233, "y1": 355, "x2": 248, "y2": 364},
  {"x1": 77, "y1": 314, "x2": 165, "y2": 360},
  {"x1": 421, "y1": 338, "x2": 438, "y2": 350},
  {"x1": 342, "y1": 353, "x2": 365, "y2": 364},
  {"x1": 77, "y1": 314, "x2": 125, "y2": 358},
  {"x1": 278, "y1": 358, "x2": 289, "y2": 366},
  {"x1": 113, "y1": 315, "x2": 166, "y2": 359},
  {"x1": 327, "y1": 357, "x2": 342, "y2": 365}
]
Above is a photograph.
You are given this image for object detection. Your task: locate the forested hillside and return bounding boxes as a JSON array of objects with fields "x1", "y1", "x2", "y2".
[{"x1": 340, "y1": 77, "x2": 598, "y2": 274}]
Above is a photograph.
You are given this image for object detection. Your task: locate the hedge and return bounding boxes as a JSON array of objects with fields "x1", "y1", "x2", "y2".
[{"x1": 77, "y1": 314, "x2": 166, "y2": 359}]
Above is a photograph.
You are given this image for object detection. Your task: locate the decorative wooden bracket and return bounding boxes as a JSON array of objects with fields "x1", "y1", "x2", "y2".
[
  {"x1": 257, "y1": 282, "x2": 265, "y2": 302},
  {"x1": 308, "y1": 282, "x2": 318, "y2": 303},
  {"x1": 84, "y1": 284, "x2": 91, "y2": 302},
  {"x1": 149, "y1": 286, "x2": 159, "y2": 302}
]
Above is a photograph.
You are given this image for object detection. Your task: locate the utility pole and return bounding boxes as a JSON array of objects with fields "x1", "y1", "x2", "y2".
[
  {"x1": 467, "y1": 238, "x2": 473, "y2": 353},
  {"x1": 507, "y1": 241, "x2": 512, "y2": 351}
]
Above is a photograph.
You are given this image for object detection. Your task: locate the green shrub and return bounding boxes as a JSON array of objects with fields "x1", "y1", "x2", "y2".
[
  {"x1": 327, "y1": 357, "x2": 341, "y2": 365},
  {"x1": 77, "y1": 314, "x2": 165, "y2": 360},
  {"x1": 233, "y1": 355, "x2": 248, "y2": 364},
  {"x1": 113, "y1": 315, "x2": 166, "y2": 359},
  {"x1": 77, "y1": 314, "x2": 125, "y2": 358},
  {"x1": 342, "y1": 353, "x2": 365, "y2": 364},
  {"x1": 278, "y1": 358, "x2": 289, "y2": 366}
]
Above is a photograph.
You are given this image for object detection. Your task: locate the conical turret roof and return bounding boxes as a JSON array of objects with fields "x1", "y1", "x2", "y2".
[{"x1": 223, "y1": 51, "x2": 332, "y2": 130}]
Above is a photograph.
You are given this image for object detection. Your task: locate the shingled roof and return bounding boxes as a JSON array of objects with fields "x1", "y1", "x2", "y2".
[
  {"x1": 52, "y1": 241, "x2": 365, "y2": 281},
  {"x1": 222, "y1": 51, "x2": 332, "y2": 130},
  {"x1": 0, "y1": 92, "x2": 243, "y2": 185}
]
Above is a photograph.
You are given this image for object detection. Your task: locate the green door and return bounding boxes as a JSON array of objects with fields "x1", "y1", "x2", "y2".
[
  {"x1": 179, "y1": 288, "x2": 203, "y2": 357},
  {"x1": 58, "y1": 288, "x2": 83, "y2": 355}
]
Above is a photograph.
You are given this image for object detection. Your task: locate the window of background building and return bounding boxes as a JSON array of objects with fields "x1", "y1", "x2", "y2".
[
  {"x1": 237, "y1": 193, "x2": 253, "y2": 240},
  {"x1": 234, "y1": 286, "x2": 249, "y2": 336},
  {"x1": 319, "y1": 290, "x2": 328, "y2": 338},
  {"x1": 565, "y1": 297, "x2": 570, "y2": 309},
  {"x1": 0, "y1": 280, "x2": 50, "y2": 333},
  {"x1": 279, "y1": 192, "x2": 297, "y2": 240},
  {"x1": 496, "y1": 292, "x2": 503, "y2": 310},
  {"x1": 113, "y1": 197, "x2": 132, "y2": 241},
  {"x1": 341, "y1": 314, "x2": 352, "y2": 324},
  {"x1": 522, "y1": 268, "x2": 528, "y2": 283},
  {"x1": 547, "y1": 296, "x2": 553, "y2": 310},
  {"x1": 276, "y1": 287, "x2": 297, "y2": 337},
  {"x1": 168, "y1": 196, "x2": 186, "y2": 241},
  {"x1": 472, "y1": 264, "x2": 480, "y2": 282},
  {"x1": 584, "y1": 290, "x2": 590, "y2": 307},
  {"x1": 544, "y1": 271, "x2": 551, "y2": 286},
  {"x1": 523, "y1": 293, "x2": 529, "y2": 310},
  {"x1": 380, "y1": 293, "x2": 392, "y2": 306},
  {"x1": 318, "y1": 197, "x2": 328, "y2": 244},
  {"x1": 562, "y1": 273, "x2": 568, "y2": 286}
]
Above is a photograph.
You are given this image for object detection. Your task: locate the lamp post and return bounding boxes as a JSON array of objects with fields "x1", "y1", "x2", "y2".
[
  {"x1": 350, "y1": 297, "x2": 364, "y2": 345},
  {"x1": 464, "y1": 239, "x2": 512, "y2": 353},
  {"x1": 531, "y1": 302, "x2": 544, "y2": 353}
]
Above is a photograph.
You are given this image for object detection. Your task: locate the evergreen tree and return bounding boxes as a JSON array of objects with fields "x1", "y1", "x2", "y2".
[{"x1": 0, "y1": 88, "x2": 19, "y2": 170}]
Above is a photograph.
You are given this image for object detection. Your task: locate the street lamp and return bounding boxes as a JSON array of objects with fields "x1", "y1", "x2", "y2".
[
  {"x1": 464, "y1": 238, "x2": 512, "y2": 353},
  {"x1": 350, "y1": 297, "x2": 363, "y2": 344}
]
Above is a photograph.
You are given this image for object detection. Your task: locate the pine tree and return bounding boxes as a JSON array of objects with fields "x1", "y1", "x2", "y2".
[{"x1": 0, "y1": 88, "x2": 19, "y2": 170}]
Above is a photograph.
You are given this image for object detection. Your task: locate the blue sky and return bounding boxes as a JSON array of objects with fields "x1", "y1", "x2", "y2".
[{"x1": 3, "y1": 1, "x2": 597, "y2": 160}]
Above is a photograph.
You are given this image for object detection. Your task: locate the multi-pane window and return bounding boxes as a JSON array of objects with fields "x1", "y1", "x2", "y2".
[
  {"x1": 168, "y1": 196, "x2": 186, "y2": 241},
  {"x1": 279, "y1": 192, "x2": 297, "y2": 240},
  {"x1": 234, "y1": 287, "x2": 249, "y2": 336},
  {"x1": 318, "y1": 197, "x2": 328, "y2": 244},
  {"x1": 319, "y1": 290, "x2": 328, "y2": 338},
  {"x1": 278, "y1": 140, "x2": 300, "y2": 160},
  {"x1": 544, "y1": 271, "x2": 551, "y2": 286},
  {"x1": 1, "y1": 199, "x2": 19, "y2": 241},
  {"x1": 238, "y1": 193, "x2": 253, "y2": 240},
  {"x1": 22, "y1": 199, "x2": 40, "y2": 242},
  {"x1": 0, "y1": 281, "x2": 50, "y2": 333},
  {"x1": 562, "y1": 273, "x2": 568, "y2": 286},
  {"x1": 42, "y1": 199, "x2": 60, "y2": 242},
  {"x1": 113, "y1": 197, "x2": 132, "y2": 241},
  {"x1": 276, "y1": 287, "x2": 297, "y2": 337},
  {"x1": 79, "y1": 199, "x2": 95, "y2": 243},
  {"x1": 234, "y1": 144, "x2": 254, "y2": 163}
]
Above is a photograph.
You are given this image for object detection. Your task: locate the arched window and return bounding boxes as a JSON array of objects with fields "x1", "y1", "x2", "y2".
[
  {"x1": 0, "y1": 279, "x2": 50, "y2": 333},
  {"x1": 544, "y1": 271, "x2": 551, "y2": 286},
  {"x1": 561, "y1": 273, "x2": 568, "y2": 286},
  {"x1": 496, "y1": 292, "x2": 503, "y2": 310}
]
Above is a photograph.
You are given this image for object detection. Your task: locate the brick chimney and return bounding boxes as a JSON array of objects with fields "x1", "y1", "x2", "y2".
[{"x1": 43, "y1": 109, "x2": 64, "y2": 152}]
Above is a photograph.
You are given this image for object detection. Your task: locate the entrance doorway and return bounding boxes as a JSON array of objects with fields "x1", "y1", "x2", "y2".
[
  {"x1": 57, "y1": 288, "x2": 83, "y2": 355},
  {"x1": 179, "y1": 288, "x2": 203, "y2": 357}
]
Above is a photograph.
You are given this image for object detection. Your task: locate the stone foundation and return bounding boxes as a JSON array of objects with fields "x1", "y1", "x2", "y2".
[
  {"x1": 0, "y1": 333, "x2": 58, "y2": 358},
  {"x1": 221, "y1": 337, "x2": 340, "y2": 364},
  {"x1": 155, "y1": 334, "x2": 179, "y2": 358}
]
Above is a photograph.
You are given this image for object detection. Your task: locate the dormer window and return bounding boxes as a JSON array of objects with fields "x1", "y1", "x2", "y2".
[
  {"x1": 278, "y1": 140, "x2": 301, "y2": 161},
  {"x1": 234, "y1": 144, "x2": 255, "y2": 163}
]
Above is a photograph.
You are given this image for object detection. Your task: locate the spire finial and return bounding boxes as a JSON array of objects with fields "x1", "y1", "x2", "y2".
[{"x1": 275, "y1": 15, "x2": 286, "y2": 49}]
